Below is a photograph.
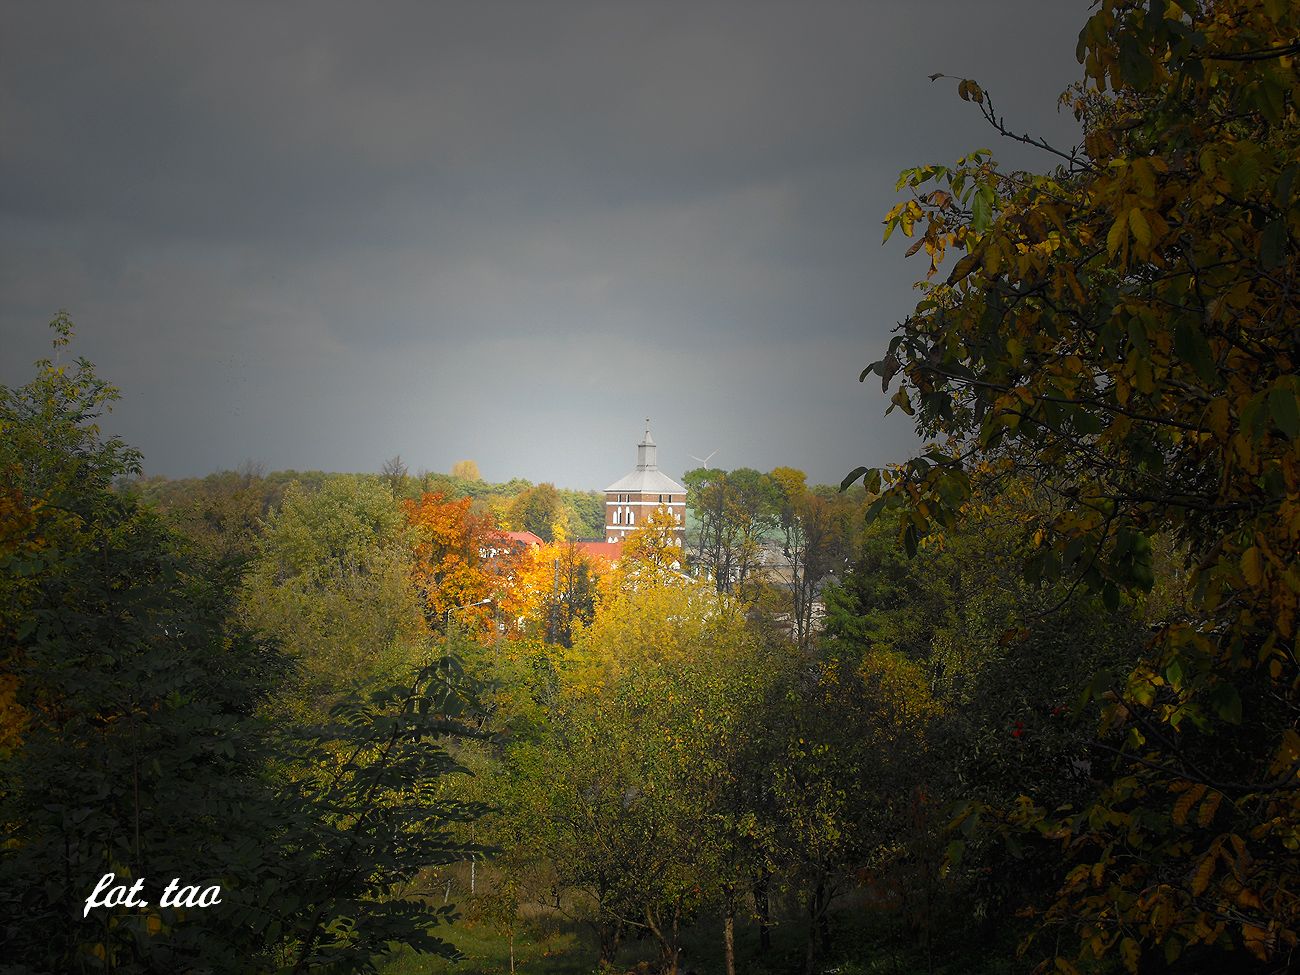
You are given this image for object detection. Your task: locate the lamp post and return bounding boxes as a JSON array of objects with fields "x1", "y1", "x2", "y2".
[
  {"x1": 444, "y1": 597, "x2": 491, "y2": 639},
  {"x1": 442, "y1": 596, "x2": 490, "y2": 897}
]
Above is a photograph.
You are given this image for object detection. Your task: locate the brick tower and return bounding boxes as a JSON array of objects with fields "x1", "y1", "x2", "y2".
[{"x1": 603, "y1": 420, "x2": 687, "y2": 546}]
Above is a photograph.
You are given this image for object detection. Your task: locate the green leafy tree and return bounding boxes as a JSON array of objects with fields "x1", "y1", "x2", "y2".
[
  {"x1": 500, "y1": 577, "x2": 772, "y2": 974},
  {"x1": 684, "y1": 467, "x2": 781, "y2": 597},
  {"x1": 240, "y1": 476, "x2": 427, "y2": 720},
  {"x1": 769, "y1": 469, "x2": 860, "y2": 649},
  {"x1": 505, "y1": 482, "x2": 568, "y2": 541},
  {"x1": 824, "y1": 482, "x2": 1149, "y2": 961},
  {"x1": 132, "y1": 463, "x2": 277, "y2": 564}
]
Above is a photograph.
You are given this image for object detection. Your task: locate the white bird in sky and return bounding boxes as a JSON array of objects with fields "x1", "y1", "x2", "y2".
[{"x1": 689, "y1": 449, "x2": 719, "y2": 466}]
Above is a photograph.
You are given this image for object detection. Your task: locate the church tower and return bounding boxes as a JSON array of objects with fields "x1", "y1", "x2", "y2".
[{"x1": 603, "y1": 420, "x2": 687, "y2": 546}]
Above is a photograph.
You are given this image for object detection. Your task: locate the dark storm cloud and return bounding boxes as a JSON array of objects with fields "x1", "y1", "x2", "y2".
[{"x1": 1, "y1": 1, "x2": 1087, "y2": 488}]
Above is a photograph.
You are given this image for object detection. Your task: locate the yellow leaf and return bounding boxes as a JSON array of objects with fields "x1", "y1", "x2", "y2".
[
  {"x1": 1241, "y1": 547, "x2": 1264, "y2": 587},
  {"x1": 1237, "y1": 887, "x2": 1264, "y2": 910},
  {"x1": 1242, "y1": 924, "x2": 1271, "y2": 962},
  {"x1": 1207, "y1": 398, "x2": 1230, "y2": 440},
  {"x1": 1173, "y1": 782, "x2": 1206, "y2": 826},
  {"x1": 1190, "y1": 857, "x2": 1211, "y2": 899},
  {"x1": 1197, "y1": 790, "x2": 1222, "y2": 828},
  {"x1": 1107, "y1": 214, "x2": 1128, "y2": 257},
  {"x1": 1129, "y1": 208, "x2": 1152, "y2": 248},
  {"x1": 1120, "y1": 937, "x2": 1140, "y2": 973}
]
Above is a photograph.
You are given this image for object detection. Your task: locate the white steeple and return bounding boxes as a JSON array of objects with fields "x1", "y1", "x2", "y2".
[{"x1": 637, "y1": 418, "x2": 657, "y2": 470}]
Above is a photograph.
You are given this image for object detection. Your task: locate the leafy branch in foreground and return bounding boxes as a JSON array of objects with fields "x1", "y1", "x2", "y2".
[
  {"x1": 268, "y1": 656, "x2": 493, "y2": 974},
  {"x1": 850, "y1": 0, "x2": 1300, "y2": 969}
]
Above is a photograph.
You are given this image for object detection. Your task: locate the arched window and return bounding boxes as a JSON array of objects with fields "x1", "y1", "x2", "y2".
[{"x1": 628, "y1": 508, "x2": 635, "y2": 526}]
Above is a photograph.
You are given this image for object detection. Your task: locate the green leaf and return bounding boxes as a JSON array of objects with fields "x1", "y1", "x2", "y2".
[
  {"x1": 1210, "y1": 684, "x2": 1243, "y2": 725},
  {"x1": 971, "y1": 186, "x2": 994, "y2": 233},
  {"x1": 1166, "y1": 659, "x2": 1184, "y2": 690},
  {"x1": 840, "y1": 467, "x2": 869, "y2": 491},
  {"x1": 1173, "y1": 321, "x2": 1217, "y2": 385},
  {"x1": 1260, "y1": 218, "x2": 1286, "y2": 269},
  {"x1": 1103, "y1": 581, "x2": 1120, "y2": 612},
  {"x1": 1268, "y1": 385, "x2": 1299, "y2": 438}
]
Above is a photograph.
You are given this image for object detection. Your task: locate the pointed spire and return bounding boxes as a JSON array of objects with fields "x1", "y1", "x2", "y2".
[{"x1": 637, "y1": 419, "x2": 658, "y2": 470}]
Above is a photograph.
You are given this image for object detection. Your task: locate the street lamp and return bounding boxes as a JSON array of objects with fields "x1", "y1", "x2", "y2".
[
  {"x1": 444, "y1": 597, "x2": 491, "y2": 638},
  {"x1": 443, "y1": 596, "x2": 491, "y2": 897}
]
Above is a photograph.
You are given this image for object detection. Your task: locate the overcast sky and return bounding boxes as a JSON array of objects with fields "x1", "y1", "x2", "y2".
[{"x1": 1, "y1": 2, "x2": 1087, "y2": 489}]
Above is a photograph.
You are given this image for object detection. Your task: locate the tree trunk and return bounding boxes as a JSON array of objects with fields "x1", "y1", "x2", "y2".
[
  {"x1": 597, "y1": 918, "x2": 621, "y2": 965},
  {"x1": 724, "y1": 912, "x2": 736, "y2": 975},
  {"x1": 645, "y1": 906, "x2": 680, "y2": 975},
  {"x1": 818, "y1": 885, "x2": 832, "y2": 955},
  {"x1": 803, "y1": 880, "x2": 826, "y2": 975},
  {"x1": 754, "y1": 872, "x2": 772, "y2": 952}
]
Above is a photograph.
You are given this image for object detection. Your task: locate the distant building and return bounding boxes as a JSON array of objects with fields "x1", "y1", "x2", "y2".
[
  {"x1": 603, "y1": 421, "x2": 687, "y2": 547},
  {"x1": 502, "y1": 530, "x2": 544, "y2": 550},
  {"x1": 481, "y1": 529, "x2": 544, "y2": 562}
]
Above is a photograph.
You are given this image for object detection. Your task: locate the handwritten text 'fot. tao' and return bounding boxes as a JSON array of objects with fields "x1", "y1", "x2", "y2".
[{"x1": 84, "y1": 873, "x2": 222, "y2": 917}]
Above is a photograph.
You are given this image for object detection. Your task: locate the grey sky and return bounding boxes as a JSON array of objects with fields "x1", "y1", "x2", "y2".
[{"x1": 1, "y1": 1, "x2": 1087, "y2": 489}]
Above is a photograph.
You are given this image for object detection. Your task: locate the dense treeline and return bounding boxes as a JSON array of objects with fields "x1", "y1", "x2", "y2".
[{"x1": 132, "y1": 464, "x2": 607, "y2": 554}]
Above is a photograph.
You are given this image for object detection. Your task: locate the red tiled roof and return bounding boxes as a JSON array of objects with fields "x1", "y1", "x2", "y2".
[{"x1": 572, "y1": 540, "x2": 623, "y2": 562}]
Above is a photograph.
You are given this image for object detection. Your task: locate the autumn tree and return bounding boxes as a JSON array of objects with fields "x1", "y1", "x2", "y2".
[
  {"x1": 501, "y1": 573, "x2": 771, "y2": 974},
  {"x1": 404, "y1": 491, "x2": 508, "y2": 632},
  {"x1": 850, "y1": 1, "x2": 1300, "y2": 968},
  {"x1": 607, "y1": 506, "x2": 685, "y2": 592},
  {"x1": 450, "y1": 459, "x2": 481, "y2": 482},
  {"x1": 502, "y1": 535, "x2": 605, "y2": 646}
]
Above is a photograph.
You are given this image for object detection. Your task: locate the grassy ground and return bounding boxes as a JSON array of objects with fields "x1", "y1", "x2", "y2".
[
  {"x1": 377, "y1": 892, "x2": 1021, "y2": 975},
  {"x1": 378, "y1": 915, "x2": 591, "y2": 975}
]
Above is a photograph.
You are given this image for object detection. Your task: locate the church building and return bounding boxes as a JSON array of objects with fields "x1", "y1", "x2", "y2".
[{"x1": 603, "y1": 421, "x2": 687, "y2": 547}]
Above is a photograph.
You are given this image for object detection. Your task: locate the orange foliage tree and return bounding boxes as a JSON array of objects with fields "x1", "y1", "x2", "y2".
[{"x1": 404, "y1": 492, "x2": 511, "y2": 633}]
